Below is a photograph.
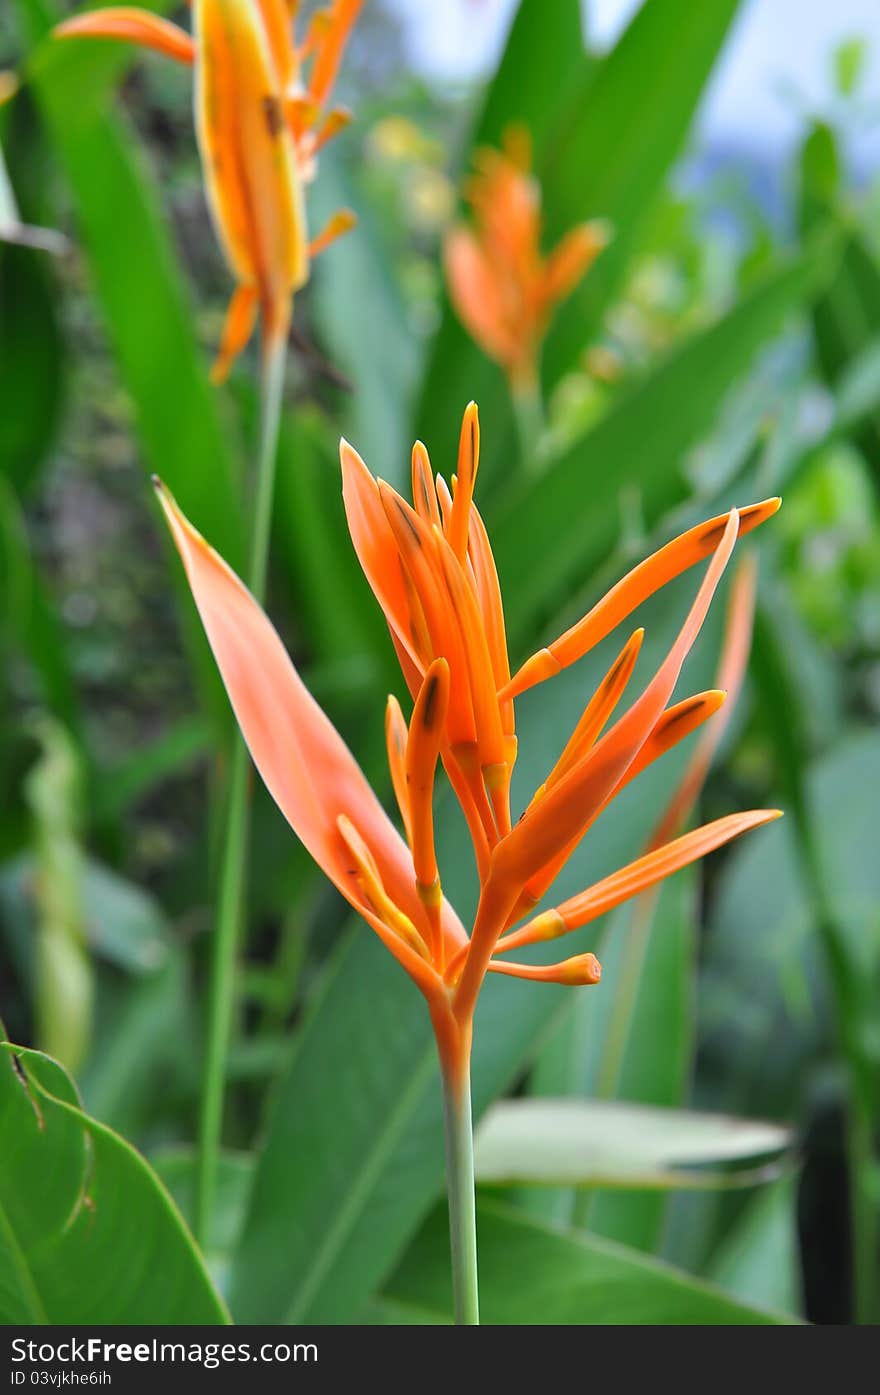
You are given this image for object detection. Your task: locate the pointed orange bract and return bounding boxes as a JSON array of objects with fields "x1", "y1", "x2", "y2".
[
  {"x1": 55, "y1": 0, "x2": 361, "y2": 379},
  {"x1": 54, "y1": 9, "x2": 196, "y2": 64},
  {"x1": 156, "y1": 401, "x2": 780, "y2": 1079},
  {"x1": 445, "y1": 128, "x2": 610, "y2": 388}
]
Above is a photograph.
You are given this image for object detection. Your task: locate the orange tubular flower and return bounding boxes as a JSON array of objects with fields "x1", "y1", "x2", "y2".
[
  {"x1": 54, "y1": 1, "x2": 362, "y2": 380},
  {"x1": 444, "y1": 128, "x2": 610, "y2": 389},
  {"x1": 155, "y1": 401, "x2": 781, "y2": 1090}
]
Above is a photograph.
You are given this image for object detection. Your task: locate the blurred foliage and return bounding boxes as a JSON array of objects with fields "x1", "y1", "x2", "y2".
[{"x1": 1, "y1": 0, "x2": 879, "y2": 1325}]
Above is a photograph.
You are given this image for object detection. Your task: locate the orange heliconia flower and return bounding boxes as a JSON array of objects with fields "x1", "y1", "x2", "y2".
[
  {"x1": 155, "y1": 402, "x2": 780, "y2": 1083},
  {"x1": 444, "y1": 129, "x2": 609, "y2": 388},
  {"x1": 55, "y1": 1, "x2": 362, "y2": 380}
]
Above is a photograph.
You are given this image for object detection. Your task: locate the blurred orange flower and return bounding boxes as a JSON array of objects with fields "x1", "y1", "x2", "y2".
[
  {"x1": 155, "y1": 402, "x2": 779, "y2": 1080},
  {"x1": 55, "y1": 1, "x2": 362, "y2": 380},
  {"x1": 445, "y1": 128, "x2": 609, "y2": 389}
]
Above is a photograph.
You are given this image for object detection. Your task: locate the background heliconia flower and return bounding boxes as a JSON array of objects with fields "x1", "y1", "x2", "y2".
[
  {"x1": 444, "y1": 127, "x2": 610, "y2": 389},
  {"x1": 155, "y1": 402, "x2": 781, "y2": 1085},
  {"x1": 54, "y1": 0, "x2": 362, "y2": 380}
]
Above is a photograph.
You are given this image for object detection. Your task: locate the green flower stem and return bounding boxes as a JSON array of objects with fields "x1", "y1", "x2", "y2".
[
  {"x1": 440, "y1": 1062, "x2": 480, "y2": 1325},
  {"x1": 511, "y1": 375, "x2": 545, "y2": 471},
  {"x1": 194, "y1": 335, "x2": 287, "y2": 1246}
]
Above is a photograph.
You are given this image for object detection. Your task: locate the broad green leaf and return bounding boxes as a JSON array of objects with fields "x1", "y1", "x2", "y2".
[
  {"x1": 473, "y1": 1098, "x2": 790, "y2": 1189},
  {"x1": 492, "y1": 239, "x2": 836, "y2": 646},
  {"x1": 700, "y1": 730, "x2": 880, "y2": 1121},
  {"x1": 383, "y1": 1200, "x2": 798, "y2": 1324},
  {"x1": 0, "y1": 1040, "x2": 228, "y2": 1323},
  {"x1": 541, "y1": 0, "x2": 743, "y2": 384},
  {"x1": 0, "y1": 240, "x2": 64, "y2": 496},
  {"x1": 706, "y1": 1179, "x2": 801, "y2": 1315}
]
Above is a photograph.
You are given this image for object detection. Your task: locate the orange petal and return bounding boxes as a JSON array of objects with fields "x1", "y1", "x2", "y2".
[
  {"x1": 255, "y1": 0, "x2": 299, "y2": 88},
  {"x1": 444, "y1": 225, "x2": 520, "y2": 371},
  {"x1": 54, "y1": 8, "x2": 196, "y2": 64},
  {"x1": 435, "y1": 473, "x2": 454, "y2": 532},
  {"x1": 532, "y1": 627, "x2": 643, "y2": 804},
  {"x1": 499, "y1": 809, "x2": 780, "y2": 953},
  {"x1": 501, "y1": 500, "x2": 780, "y2": 701},
  {"x1": 541, "y1": 220, "x2": 610, "y2": 306},
  {"x1": 379, "y1": 483, "x2": 477, "y2": 746},
  {"x1": 493, "y1": 511, "x2": 740, "y2": 893},
  {"x1": 448, "y1": 401, "x2": 480, "y2": 564},
  {"x1": 624, "y1": 689, "x2": 727, "y2": 789},
  {"x1": 307, "y1": 0, "x2": 363, "y2": 107},
  {"x1": 411, "y1": 441, "x2": 441, "y2": 529},
  {"x1": 210, "y1": 283, "x2": 259, "y2": 384},
  {"x1": 308, "y1": 207, "x2": 356, "y2": 258},
  {"x1": 434, "y1": 527, "x2": 506, "y2": 772},
  {"x1": 515, "y1": 688, "x2": 727, "y2": 918},
  {"x1": 406, "y1": 659, "x2": 450, "y2": 894},
  {"x1": 193, "y1": 0, "x2": 307, "y2": 316},
  {"x1": 487, "y1": 952, "x2": 602, "y2": 986},
  {"x1": 384, "y1": 694, "x2": 411, "y2": 840},
  {"x1": 336, "y1": 815, "x2": 430, "y2": 961},
  {"x1": 340, "y1": 439, "x2": 420, "y2": 670},
  {"x1": 313, "y1": 105, "x2": 353, "y2": 152},
  {"x1": 153, "y1": 479, "x2": 467, "y2": 987},
  {"x1": 648, "y1": 552, "x2": 758, "y2": 849}
]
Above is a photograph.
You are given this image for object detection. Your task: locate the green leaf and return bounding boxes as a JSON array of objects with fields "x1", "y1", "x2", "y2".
[
  {"x1": 0, "y1": 239, "x2": 64, "y2": 496},
  {"x1": 700, "y1": 729, "x2": 880, "y2": 1119},
  {"x1": 383, "y1": 1200, "x2": 798, "y2": 1324},
  {"x1": 0, "y1": 1040, "x2": 229, "y2": 1323},
  {"x1": 473, "y1": 1098, "x2": 790, "y2": 1189},
  {"x1": 492, "y1": 239, "x2": 837, "y2": 646},
  {"x1": 705, "y1": 1179, "x2": 801, "y2": 1315},
  {"x1": 542, "y1": 0, "x2": 743, "y2": 384}
]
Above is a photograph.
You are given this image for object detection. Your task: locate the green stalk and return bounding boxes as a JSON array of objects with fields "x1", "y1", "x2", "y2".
[
  {"x1": 440, "y1": 1063, "x2": 480, "y2": 1325},
  {"x1": 194, "y1": 336, "x2": 287, "y2": 1246},
  {"x1": 511, "y1": 375, "x2": 545, "y2": 471}
]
